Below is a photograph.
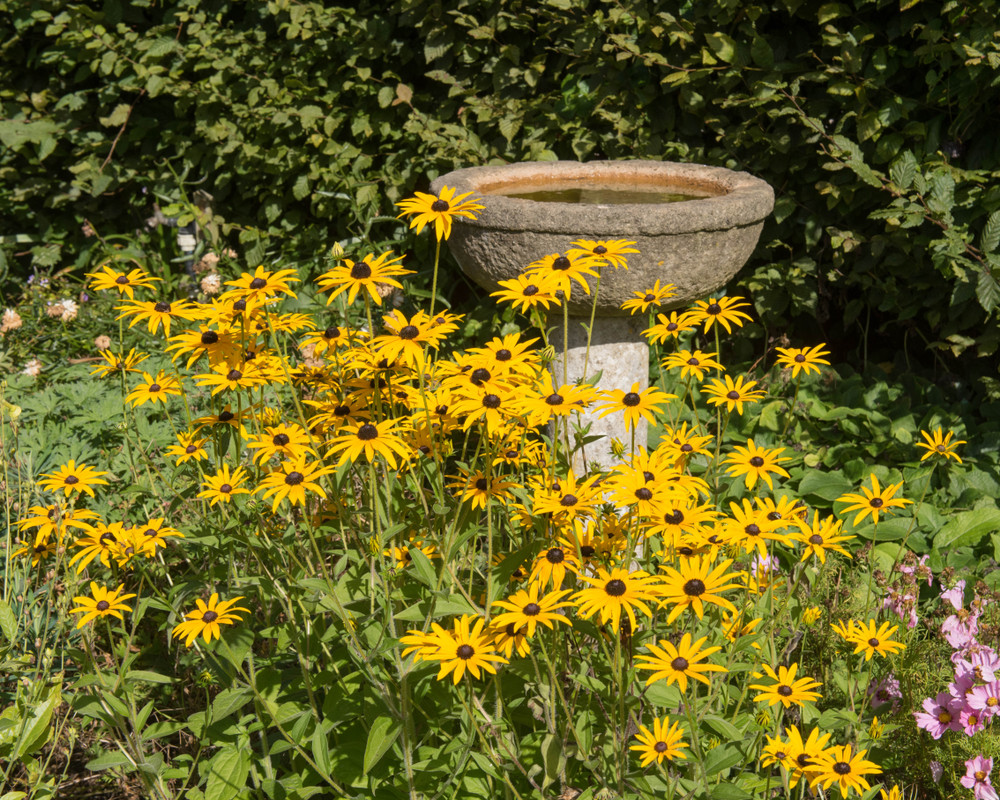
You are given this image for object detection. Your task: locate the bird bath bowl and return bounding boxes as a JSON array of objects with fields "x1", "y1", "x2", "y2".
[{"x1": 430, "y1": 160, "x2": 774, "y2": 469}]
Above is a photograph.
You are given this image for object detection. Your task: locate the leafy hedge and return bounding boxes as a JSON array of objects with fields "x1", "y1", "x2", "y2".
[{"x1": 2, "y1": 0, "x2": 1000, "y2": 365}]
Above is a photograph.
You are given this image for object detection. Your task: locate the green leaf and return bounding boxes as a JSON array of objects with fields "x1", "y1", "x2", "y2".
[
  {"x1": 933, "y1": 506, "x2": 1000, "y2": 550},
  {"x1": 750, "y1": 37, "x2": 773, "y2": 68},
  {"x1": 797, "y1": 470, "x2": 853, "y2": 502},
  {"x1": 363, "y1": 715, "x2": 401, "y2": 774},
  {"x1": 977, "y1": 267, "x2": 1000, "y2": 313},
  {"x1": 126, "y1": 670, "x2": 173, "y2": 685},
  {"x1": 704, "y1": 32, "x2": 737, "y2": 63},
  {"x1": 15, "y1": 686, "x2": 60, "y2": 759},
  {"x1": 711, "y1": 783, "x2": 753, "y2": 800},
  {"x1": 703, "y1": 744, "x2": 742, "y2": 775},
  {"x1": 0, "y1": 599, "x2": 17, "y2": 644},
  {"x1": 703, "y1": 715, "x2": 743, "y2": 741},
  {"x1": 85, "y1": 751, "x2": 134, "y2": 771},
  {"x1": 541, "y1": 733, "x2": 561, "y2": 788},
  {"x1": 311, "y1": 726, "x2": 331, "y2": 776},
  {"x1": 981, "y1": 210, "x2": 1000, "y2": 253},
  {"x1": 204, "y1": 745, "x2": 251, "y2": 800},
  {"x1": 407, "y1": 546, "x2": 438, "y2": 588}
]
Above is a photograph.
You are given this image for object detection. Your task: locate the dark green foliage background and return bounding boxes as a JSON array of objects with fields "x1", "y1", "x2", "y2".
[{"x1": 3, "y1": 0, "x2": 1000, "y2": 364}]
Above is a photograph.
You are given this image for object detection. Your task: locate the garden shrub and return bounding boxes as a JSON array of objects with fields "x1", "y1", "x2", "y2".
[{"x1": 2, "y1": 0, "x2": 1000, "y2": 374}]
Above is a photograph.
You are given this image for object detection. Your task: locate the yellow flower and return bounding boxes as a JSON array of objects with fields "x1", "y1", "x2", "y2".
[
  {"x1": 395, "y1": 186, "x2": 484, "y2": 241},
  {"x1": 915, "y1": 427, "x2": 965, "y2": 464},
  {"x1": 315, "y1": 250, "x2": 413, "y2": 307},
  {"x1": 635, "y1": 632, "x2": 727, "y2": 691},
  {"x1": 688, "y1": 295, "x2": 753, "y2": 334},
  {"x1": 837, "y1": 474, "x2": 911, "y2": 527},
  {"x1": 567, "y1": 238, "x2": 639, "y2": 270},
  {"x1": 775, "y1": 344, "x2": 831, "y2": 377},
  {"x1": 172, "y1": 593, "x2": 250, "y2": 646},
  {"x1": 809, "y1": 744, "x2": 881, "y2": 798},
  {"x1": 595, "y1": 383, "x2": 675, "y2": 430},
  {"x1": 254, "y1": 458, "x2": 335, "y2": 511},
  {"x1": 37, "y1": 460, "x2": 109, "y2": 498},
  {"x1": 750, "y1": 663, "x2": 822, "y2": 708},
  {"x1": 723, "y1": 439, "x2": 790, "y2": 490},
  {"x1": 86, "y1": 264, "x2": 160, "y2": 300},
  {"x1": 661, "y1": 349, "x2": 724, "y2": 381},
  {"x1": 630, "y1": 717, "x2": 688, "y2": 766},
  {"x1": 69, "y1": 582, "x2": 136, "y2": 628},
  {"x1": 620, "y1": 279, "x2": 676, "y2": 314},
  {"x1": 572, "y1": 567, "x2": 663, "y2": 633},
  {"x1": 197, "y1": 464, "x2": 250, "y2": 506},
  {"x1": 701, "y1": 374, "x2": 765, "y2": 415},
  {"x1": 126, "y1": 371, "x2": 183, "y2": 407}
]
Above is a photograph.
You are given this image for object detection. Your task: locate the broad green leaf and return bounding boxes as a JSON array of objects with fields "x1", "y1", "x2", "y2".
[
  {"x1": 363, "y1": 715, "x2": 401, "y2": 774},
  {"x1": 0, "y1": 599, "x2": 17, "y2": 644},
  {"x1": 980, "y1": 210, "x2": 1000, "y2": 253},
  {"x1": 204, "y1": 745, "x2": 251, "y2": 800},
  {"x1": 541, "y1": 733, "x2": 561, "y2": 787},
  {"x1": 407, "y1": 546, "x2": 438, "y2": 588},
  {"x1": 703, "y1": 744, "x2": 742, "y2": 776},
  {"x1": 311, "y1": 726, "x2": 331, "y2": 776},
  {"x1": 797, "y1": 470, "x2": 853, "y2": 502},
  {"x1": 85, "y1": 751, "x2": 134, "y2": 771},
  {"x1": 889, "y1": 152, "x2": 917, "y2": 190},
  {"x1": 933, "y1": 506, "x2": 1000, "y2": 550}
]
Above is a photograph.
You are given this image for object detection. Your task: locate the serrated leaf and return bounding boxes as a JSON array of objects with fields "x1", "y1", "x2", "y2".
[
  {"x1": 704, "y1": 32, "x2": 737, "y2": 63},
  {"x1": 980, "y1": 210, "x2": 1000, "y2": 253},
  {"x1": 977, "y1": 268, "x2": 1000, "y2": 313},
  {"x1": 363, "y1": 715, "x2": 401, "y2": 774}
]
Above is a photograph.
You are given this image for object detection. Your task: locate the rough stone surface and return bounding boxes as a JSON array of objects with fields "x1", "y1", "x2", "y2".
[
  {"x1": 431, "y1": 160, "x2": 774, "y2": 316},
  {"x1": 551, "y1": 315, "x2": 650, "y2": 473}
]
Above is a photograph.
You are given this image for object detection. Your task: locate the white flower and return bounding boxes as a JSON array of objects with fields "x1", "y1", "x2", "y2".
[{"x1": 22, "y1": 358, "x2": 43, "y2": 377}]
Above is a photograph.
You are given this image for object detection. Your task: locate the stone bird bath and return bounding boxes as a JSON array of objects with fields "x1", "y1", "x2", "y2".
[{"x1": 431, "y1": 160, "x2": 774, "y2": 470}]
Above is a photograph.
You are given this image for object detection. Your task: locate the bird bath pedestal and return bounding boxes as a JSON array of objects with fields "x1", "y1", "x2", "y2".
[{"x1": 431, "y1": 161, "x2": 774, "y2": 470}]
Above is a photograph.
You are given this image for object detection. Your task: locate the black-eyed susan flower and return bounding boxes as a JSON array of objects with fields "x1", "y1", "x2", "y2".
[
  {"x1": 448, "y1": 470, "x2": 518, "y2": 510},
  {"x1": 395, "y1": 186, "x2": 484, "y2": 241},
  {"x1": 723, "y1": 438, "x2": 790, "y2": 490},
  {"x1": 755, "y1": 495, "x2": 808, "y2": 529},
  {"x1": 567, "y1": 239, "x2": 638, "y2": 270},
  {"x1": 595, "y1": 383, "x2": 675, "y2": 430},
  {"x1": 775, "y1": 344, "x2": 831, "y2": 377},
  {"x1": 620, "y1": 279, "x2": 677, "y2": 314},
  {"x1": 327, "y1": 420, "x2": 411, "y2": 469},
  {"x1": 405, "y1": 614, "x2": 508, "y2": 684},
  {"x1": 299, "y1": 323, "x2": 354, "y2": 357},
  {"x1": 69, "y1": 521, "x2": 127, "y2": 574},
  {"x1": 246, "y1": 423, "x2": 315, "y2": 464},
  {"x1": 662, "y1": 349, "x2": 724, "y2": 381},
  {"x1": 702, "y1": 374, "x2": 765, "y2": 415},
  {"x1": 126, "y1": 371, "x2": 183, "y2": 408},
  {"x1": 760, "y1": 732, "x2": 795, "y2": 770},
  {"x1": 489, "y1": 272, "x2": 562, "y2": 313},
  {"x1": 372, "y1": 309, "x2": 445, "y2": 367},
  {"x1": 532, "y1": 469, "x2": 604, "y2": 523},
  {"x1": 164, "y1": 432, "x2": 209, "y2": 465},
  {"x1": 172, "y1": 593, "x2": 250, "y2": 646},
  {"x1": 808, "y1": 744, "x2": 881, "y2": 798},
  {"x1": 193, "y1": 361, "x2": 266, "y2": 396},
  {"x1": 784, "y1": 725, "x2": 833, "y2": 787},
  {"x1": 255, "y1": 457, "x2": 335, "y2": 511},
  {"x1": 521, "y1": 375, "x2": 597, "y2": 425},
  {"x1": 384, "y1": 537, "x2": 438, "y2": 570},
  {"x1": 225, "y1": 266, "x2": 300, "y2": 300},
  {"x1": 630, "y1": 717, "x2": 688, "y2": 766},
  {"x1": 572, "y1": 567, "x2": 662, "y2": 632},
  {"x1": 37, "y1": 460, "x2": 109, "y2": 498},
  {"x1": 642, "y1": 501, "x2": 719, "y2": 545},
  {"x1": 87, "y1": 264, "x2": 160, "y2": 300},
  {"x1": 524, "y1": 252, "x2": 601, "y2": 299},
  {"x1": 192, "y1": 404, "x2": 254, "y2": 438},
  {"x1": 90, "y1": 348, "x2": 149, "y2": 379},
  {"x1": 839, "y1": 619, "x2": 906, "y2": 661},
  {"x1": 915, "y1": 427, "x2": 965, "y2": 464},
  {"x1": 643, "y1": 311, "x2": 700, "y2": 343},
  {"x1": 750, "y1": 663, "x2": 822, "y2": 708},
  {"x1": 837, "y1": 474, "x2": 911, "y2": 527},
  {"x1": 69, "y1": 582, "x2": 136, "y2": 629},
  {"x1": 658, "y1": 423, "x2": 714, "y2": 466},
  {"x1": 491, "y1": 582, "x2": 574, "y2": 637},
  {"x1": 166, "y1": 324, "x2": 240, "y2": 369},
  {"x1": 488, "y1": 621, "x2": 531, "y2": 659},
  {"x1": 529, "y1": 544, "x2": 581, "y2": 588},
  {"x1": 115, "y1": 298, "x2": 201, "y2": 336},
  {"x1": 316, "y1": 250, "x2": 413, "y2": 307},
  {"x1": 658, "y1": 555, "x2": 740, "y2": 622},
  {"x1": 689, "y1": 295, "x2": 753, "y2": 334},
  {"x1": 12, "y1": 537, "x2": 58, "y2": 567},
  {"x1": 467, "y1": 333, "x2": 541, "y2": 380},
  {"x1": 133, "y1": 517, "x2": 184, "y2": 553},
  {"x1": 792, "y1": 512, "x2": 854, "y2": 563},
  {"x1": 197, "y1": 464, "x2": 250, "y2": 506},
  {"x1": 635, "y1": 632, "x2": 727, "y2": 690},
  {"x1": 721, "y1": 499, "x2": 789, "y2": 558}
]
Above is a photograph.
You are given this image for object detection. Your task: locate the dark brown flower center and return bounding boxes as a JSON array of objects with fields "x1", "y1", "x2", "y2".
[
  {"x1": 666, "y1": 322, "x2": 678, "y2": 331},
  {"x1": 115, "y1": 275, "x2": 130, "y2": 284},
  {"x1": 202, "y1": 610, "x2": 219, "y2": 622},
  {"x1": 664, "y1": 510, "x2": 684, "y2": 525},
  {"x1": 324, "y1": 326, "x2": 341, "y2": 339},
  {"x1": 643, "y1": 293, "x2": 655, "y2": 301},
  {"x1": 471, "y1": 368, "x2": 491, "y2": 385},
  {"x1": 431, "y1": 199, "x2": 450, "y2": 212},
  {"x1": 483, "y1": 394, "x2": 501, "y2": 409},
  {"x1": 201, "y1": 330, "x2": 219, "y2": 345},
  {"x1": 226, "y1": 369, "x2": 242, "y2": 381},
  {"x1": 149, "y1": 383, "x2": 161, "y2": 392},
  {"x1": 398, "y1": 325, "x2": 419, "y2": 340},
  {"x1": 232, "y1": 298, "x2": 247, "y2": 312},
  {"x1": 65, "y1": 475, "x2": 80, "y2": 485},
  {"x1": 870, "y1": 498, "x2": 884, "y2": 508},
  {"x1": 273, "y1": 433, "x2": 290, "y2": 446},
  {"x1": 707, "y1": 303, "x2": 721, "y2": 314},
  {"x1": 745, "y1": 524, "x2": 761, "y2": 536},
  {"x1": 683, "y1": 578, "x2": 705, "y2": 596},
  {"x1": 552, "y1": 256, "x2": 571, "y2": 271},
  {"x1": 219, "y1": 411, "x2": 235, "y2": 422},
  {"x1": 868, "y1": 637, "x2": 880, "y2": 647},
  {"x1": 560, "y1": 494, "x2": 578, "y2": 507},
  {"x1": 687, "y1": 357, "x2": 699, "y2": 366},
  {"x1": 545, "y1": 393, "x2": 564, "y2": 406},
  {"x1": 495, "y1": 348, "x2": 512, "y2": 361},
  {"x1": 777, "y1": 685, "x2": 793, "y2": 696},
  {"x1": 350, "y1": 262, "x2": 372, "y2": 280},
  {"x1": 794, "y1": 353, "x2": 806, "y2": 363},
  {"x1": 635, "y1": 487, "x2": 653, "y2": 501},
  {"x1": 749, "y1": 456, "x2": 765, "y2": 467},
  {"x1": 727, "y1": 390, "x2": 740, "y2": 400},
  {"x1": 249, "y1": 277, "x2": 267, "y2": 289},
  {"x1": 185, "y1": 445, "x2": 197, "y2": 454},
  {"x1": 522, "y1": 284, "x2": 539, "y2": 296},
  {"x1": 580, "y1": 545, "x2": 595, "y2": 558},
  {"x1": 154, "y1": 301, "x2": 171, "y2": 312},
  {"x1": 833, "y1": 762, "x2": 851, "y2": 775},
  {"x1": 524, "y1": 603, "x2": 541, "y2": 616},
  {"x1": 475, "y1": 478, "x2": 488, "y2": 491},
  {"x1": 671, "y1": 656, "x2": 689, "y2": 671},
  {"x1": 622, "y1": 392, "x2": 641, "y2": 407},
  {"x1": 96, "y1": 600, "x2": 110, "y2": 611},
  {"x1": 605, "y1": 579, "x2": 627, "y2": 597},
  {"x1": 220, "y1": 484, "x2": 232, "y2": 493},
  {"x1": 357, "y1": 423, "x2": 378, "y2": 441},
  {"x1": 546, "y1": 548, "x2": 564, "y2": 564},
  {"x1": 654, "y1": 741, "x2": 668, "y2": 752},
  {"x1": 99, "y1": 531, "x2": 117, "y2": 544},
  {"x1": 285, "y1": 471, "x2": 304, "y2": 485},
  {"x1": 593, "y1": 245, "x2": 608, "y2": 255}
]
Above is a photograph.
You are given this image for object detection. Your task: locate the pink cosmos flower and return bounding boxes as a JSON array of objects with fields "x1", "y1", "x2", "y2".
[
  {"x1": 968, "y1": 682, "x2": 1000, "y2": 720},
  {"x1": 961, "y1": 756, "x2": 998, "y2": 800},
  {"x1": 915, "y1": 692, "x2": 963, "y2": 739},
  {"x1": 899, "y1": 554, "x2": 931, "y2": 585},
  {"x1": 867, "y1": 674, "x2": 902, "y2": 712},
  {"x1": 943, "y1": 613, "x2": 978, "y2": 650},
  {"x1": 960, "y1": 706, "x2": 988, "y2": 736},
  {"x1": 941, "y1": 580, "x2": 966, "y2": 610},
  {"x1": 882, "y1": 588, "x2": 918, "y2": 628}
]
